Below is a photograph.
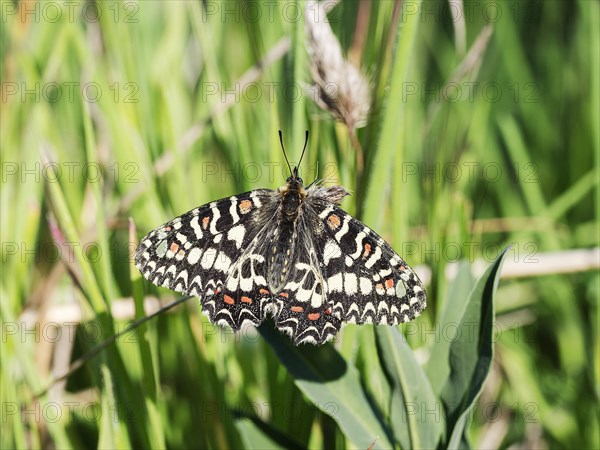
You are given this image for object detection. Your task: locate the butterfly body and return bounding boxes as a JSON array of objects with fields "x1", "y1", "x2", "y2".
[{"x1": 135, "y1": 168, "x2": 426, "y2": 345}]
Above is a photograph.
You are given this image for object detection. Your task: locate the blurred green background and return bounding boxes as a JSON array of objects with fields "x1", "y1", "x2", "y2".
[{"x1": 1, "y1": 0, "x2": 598, "y2": 449}]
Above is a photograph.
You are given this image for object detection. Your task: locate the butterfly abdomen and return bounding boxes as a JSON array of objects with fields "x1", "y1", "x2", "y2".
[{"x1": 268, "y1": 187, "x2": 304, "y2": 292}]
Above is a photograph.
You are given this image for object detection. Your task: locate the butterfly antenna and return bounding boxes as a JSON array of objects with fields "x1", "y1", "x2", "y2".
[
  {"x1": 278, "y1": 130, "x2": 293, "y2": 177},
  {"x1": 298, "y1": 130, "x2": 310, "y2": 169}
]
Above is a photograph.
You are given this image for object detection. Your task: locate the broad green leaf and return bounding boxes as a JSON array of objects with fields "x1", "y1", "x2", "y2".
[
  {"x1": 446, "y1": 412, "x2": 471, "y2": 450},
  {"x1": 234, "y1": 413, "x2": 304, "y2": 450},
  {"x1": 425, "y1": 261, "x2": 476, "y2": 396},
  {"x1": 376, "y1": 327, "x2": 444, "y2": 450},
  {"x1": 237, "y1": 421, "x2": 286, "y2": 450},
  {"x1": 260, "y1": 325, "x2": 393, "y2": 449},
  {"x1": 441, "y1": 248, "x2": 511, "y2": 447}
]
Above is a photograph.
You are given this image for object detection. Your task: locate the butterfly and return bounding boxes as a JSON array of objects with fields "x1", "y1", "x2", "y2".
[{"x1": 135, "y1": 131, "x2": 426, "y2": 345}]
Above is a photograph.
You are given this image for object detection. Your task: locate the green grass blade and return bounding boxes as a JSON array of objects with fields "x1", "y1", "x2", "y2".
[
  {"x1": 98, "y1": 365, "x2": 132, "y2": 449},
  {"x1": 362, "y1": 0, "x2": 422, "y2": 229}
]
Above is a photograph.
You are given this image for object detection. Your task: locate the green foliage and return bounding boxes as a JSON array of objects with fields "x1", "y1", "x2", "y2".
[{"x1": 1, "y1": 1, "x2": 597, "y2": 449}]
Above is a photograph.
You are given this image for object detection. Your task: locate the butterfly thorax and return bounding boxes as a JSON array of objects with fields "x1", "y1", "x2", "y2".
[{"x1": 267, "y1": 177, "x2": 307, "y2": 292}]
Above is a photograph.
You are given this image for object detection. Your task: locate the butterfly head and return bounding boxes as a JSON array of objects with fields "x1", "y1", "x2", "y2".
[
  {"x1": 286, "y1": 166, "x2": 304, "y2": 187},
  {"x1": 281, "y1": 167, "x2": 306, "y2": 196}
]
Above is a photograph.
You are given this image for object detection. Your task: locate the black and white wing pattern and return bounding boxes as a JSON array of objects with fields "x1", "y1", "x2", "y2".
[
  {"x1": 135, "y1": 189, "x2": 279, "y2": 330},
  {"x1": 272, "y1": 185, "x2": 426, "y2": 345},
  {"x1": 136, "y1": 178, "x2": 426, "y2": 345}
]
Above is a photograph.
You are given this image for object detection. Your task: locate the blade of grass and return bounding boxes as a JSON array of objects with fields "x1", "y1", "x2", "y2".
[
  {"x1": 544, "y1": 167, "x2": 599, "y2": 220},
  {"x1": 363, "y1": 0, "x2": 422, "y2": 230}
]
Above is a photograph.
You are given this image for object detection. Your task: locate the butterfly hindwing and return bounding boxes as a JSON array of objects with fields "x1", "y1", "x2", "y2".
[
  {"x1": 203, "y1": 225, "x2": 277, "y2": 330},
  {"x1": 273, "y1": 242, "x2": 342, "y2": 345}
]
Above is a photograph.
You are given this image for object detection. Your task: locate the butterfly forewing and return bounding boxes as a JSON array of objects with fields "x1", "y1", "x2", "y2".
[{"x1": 135, "y1": 189, "x2": 279, "y2": 327}]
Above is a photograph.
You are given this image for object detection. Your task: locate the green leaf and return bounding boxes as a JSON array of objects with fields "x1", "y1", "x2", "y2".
[
  {"x1": 425, "y1": 261, "x2": 476, "y2": 397},
  {"x1": 237, "y1": 420, "x2": 285, "y2": 450},
  {"x1": 234, "y1": 413, "x2": 304, "y2": 450},
  {"x1": 260, "y1": 324, "x2": 393, "y2": 449},
  {"x1": 363, "y1": 0, "x2": 422, "y2": 230},
  {"x1": 440, "y1": 247, "x2": 511, "y2": 447},
  {"x1": 375, "y1": 327, "x2": 444, "y2": 450},
  {"x1": 98, "y1": 366, "x2": 132, "y2": 449}
]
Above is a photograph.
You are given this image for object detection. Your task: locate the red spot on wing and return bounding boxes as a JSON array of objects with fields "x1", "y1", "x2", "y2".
[
  {"x1": 363, "y1": 243, "x2": 371, "y2": 258},
  {"x1": 327, "y1": 214, "x2": 341, "y2": 230},
  {"x1": 307, "y1": 312, "x2": 321, "y2": 321},
  {"x1": 259, "y1": 288, "x2": 270, "y2": 295},
  {"x1": 291, "y1": 306, "x2": 304, "y2": 313},
  {"x1": 241, "y1": 296, "x2": 252, "y2": 304},
  {"x1": 202, "y1": 217, "x2": 210, "y2": 229},
  {"x1": 239, "y1": 199, "x2": 252, "y2": 214},
  {"x1": 385, "y1": 279, "x2": 394, "y2": 289},
  {"x1": 214, "y1": 287, "x2": 221, "y2": 295},
  {"x1": 223, "y1": 294, "x2": 235, "y2": 305},
  {"x1": 170, "y1": 242, "x2": 179, "y2": 253},
  {"x1": 164, "y1": 226, "x2": 172, "y2": 231},
  {"x1": 279, "y1": 292, "x2": 289, "y2": 298}
]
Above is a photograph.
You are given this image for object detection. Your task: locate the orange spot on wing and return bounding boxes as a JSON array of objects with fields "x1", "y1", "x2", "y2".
[
  {"x1": 259, "y1": 288, "x2": 270, "y2": 295},
  {"x1": 327, "y1": 214, "x2": 341, "y2": 230},
  {"x1": 308, "y1": 312, "x2": 321, "y2": 321},
  {"x1": 279, "y1": 292, "x2": 289, "y2": 298},
  {"x1": 202, "y1": 216, "x2": 210, "y2": 229},
  {"x1": 385, "y1": 279, "x2": 394, "y2": 289},
  {"x1": 223, "y1": 294, "x2": 235, "y2": 305},
  {"x1": 170, "y1": 242, "x2": 179, "y2": 253},
  {"x1": 363, "y1": 243, "x2": 371, "y2": 258},
  {"x1": 241, "y1": 296, "x2": 252, "y2": 304},
  {"x1": 239, "y1": 199, "x2": 252, "y2": 214},
  {"x1": 376, "y1": 283, "x2": 384, "y2": 291},
  {"x1": 291, "y1": 306, "x2": 304, "y2": 313}
]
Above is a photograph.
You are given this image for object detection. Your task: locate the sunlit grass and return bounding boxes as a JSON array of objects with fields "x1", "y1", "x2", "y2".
[{"x1": 1, "y1": 1, "x2": 598, "y2": 449}]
